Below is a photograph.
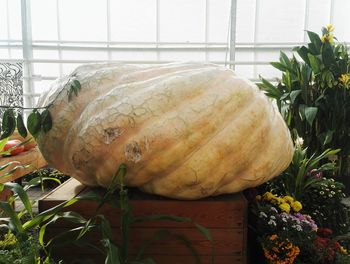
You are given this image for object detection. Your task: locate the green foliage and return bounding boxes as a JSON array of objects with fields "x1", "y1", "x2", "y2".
[
  {"x1": 302, "y1": 178, "x2": 350, "y2": 235},
  {"x1": 0, "y1": 74, "x2": 81, "y2": 140},
  {"x1": 258, "y1": 26, "x2": 350, "y2": 173},
  {"x1": 262, "y1": 141, "x2": 339, "y2": 201},
  {"x1": 23, "y1": 168, "x2": 70, "y2": 189}
]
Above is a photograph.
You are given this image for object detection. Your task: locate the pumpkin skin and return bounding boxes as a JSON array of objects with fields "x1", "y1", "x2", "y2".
[{"x1": 37, "y1": 62, "x2": 293, "y2": 199}]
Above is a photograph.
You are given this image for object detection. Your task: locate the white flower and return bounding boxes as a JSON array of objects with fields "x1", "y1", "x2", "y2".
[
  {"x1": 268, "y1": 220, "x2": 277, "y2": 226},
  {"x1": 295, "y1": 137, "x2": 304, "y2": 147},
  {"x1": 259, "y1": 212, "x2": 268, "y2": 218},
  {"x1": 270, "y1": 215, "x2": 276, "y2": 220},
  {"x1": 270, "y1": 207, "x2": 278, "y2": 213},
  {"x1": 295, "y1": 225, "x2": 302, "y2": 231}
]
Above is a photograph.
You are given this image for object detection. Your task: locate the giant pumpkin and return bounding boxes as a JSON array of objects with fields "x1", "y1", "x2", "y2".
[{"x1": 37, "y1": 62, "x2": 293, "y2": 199}]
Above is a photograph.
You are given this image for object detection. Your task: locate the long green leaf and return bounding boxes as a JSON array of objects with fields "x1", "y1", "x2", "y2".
[
  {"x1": 0, "y1": 201, "x2": 24, "y2": 233},
  {"x1": 103, "y1": 239, "x2": 121, "y2": 264},
  {"x1": 195, "y1": 223, "x2": 212, "y2": 242},
  {"x1": 23, "y1": 197, "x2": 79, "y2": 230},
  {"x1": 290, "y1": 90, "x2": 302, "y2": 104},
  {"x1": 27, "y1": 111, "x2": 42, "y2": 138},
  {"x1": 41, "y1": 109, "x2": 52, "y2": 133},
  {"x1": 271, "y1": 62, "x2": 288, "y2": 72},
  {"x1": 304, "y1": 106, "x2": 318, "y2": 126},
  {"x1": 307, "y1": 54, "x2": 320, "y2": 73},
  {"x1": 4, "y1": 182, "x2": 33, "y2": 218},
  {"x1": 0, "y1": 164, "x2": 31, "y2": 180},
  {"x1": 1, "y1": 109, "x2": 16, "y2": 139},
  {"x1": 321, "y1": 42, "x2": 335, "y2": 67},
  {"x1": 257, "y1": 77, "x2": 281, "y2": 99},
  {"x1": 0, "y1": 138, "x2": 9, "y2": 154},
  {"x1": 307, "y1": 31, "x2": 322, "y2": 54},
  {"x1": 296, "y1": 46, "x2": 311, "y2": 65},
  {"x1": 16, "y1": 113, "x2": 28, "y2": 138}
]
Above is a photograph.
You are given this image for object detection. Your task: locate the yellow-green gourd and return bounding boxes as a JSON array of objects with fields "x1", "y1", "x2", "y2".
[{"x1": 37, "y1": 62, "x2": 294, "y2": 199}]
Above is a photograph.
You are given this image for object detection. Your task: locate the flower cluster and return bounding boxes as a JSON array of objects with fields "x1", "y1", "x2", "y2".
[
  {"x1": 257, "y1": 192, "x2": 303, "y2": 213},
  {"x1": 313, "y1": 228, "x2": 349, "y2": 263},
  {"x1": 262, "y1": 234, "x2": 300, "y2": 264},
  {"x1": 252, "y1": 192, "x2": 318, "y2": 263},
  {"x1": 321, "y1": 24, "x2": 334, "y2": 43},
  {"x1": 302, "y1": 177, "x2": 350, "y2": 235}
]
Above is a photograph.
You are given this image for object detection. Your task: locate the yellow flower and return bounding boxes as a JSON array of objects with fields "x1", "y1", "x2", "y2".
[
  {"x1": 326, "y1": 24, "x2": 334, "y2": 32},
  {"x1": 339, "y1": 73, "x2": 350, "y2": 86},
  {"x1": 321, "y1": 34, "x2": 334, "y2": 43},
  {"x1": 283, "y1": 196, "x2": 294, "y2": 204},
  {"x1": 263, "y1": 192, "x2": 274, "y2": 201},
  {"x1": 340, "y1": 246, "x2": 348, "y2": 255},
  {"x1": 291, "y1": 201, "x2": 303, "y2": 212},
  {"x1": 279, "y1": 202, "x2": 291, "y2": 213},
  {"x1": 256, "y1": 195, "x2": 262, "y2": 201}
]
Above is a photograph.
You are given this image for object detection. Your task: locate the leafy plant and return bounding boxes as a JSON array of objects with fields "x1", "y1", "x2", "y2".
[
  {"x1": 0, "y1": 171, "x2": 83, "y2": 264},
  {"x1": 258, "y1": 25, "x2": 350, "y2": 180},
  {"x1": 262, "y1": 139, "x2": 339, "y2": 200},
  {"x1": 0, "y1": 73, "x2": 81, "y2": 140},
  {"x1": 23, "y1": 168, "x2": 70, "y2": 189}
]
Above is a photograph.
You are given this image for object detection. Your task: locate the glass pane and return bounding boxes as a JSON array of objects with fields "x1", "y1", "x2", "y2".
[
  {"x1": 235, "y1": 65, "x2": 254, "y2": 79},
  {"x1": 33, "y1": 63, "x2": 60, "y2": 78},
  {"x1": 332, "y1": 0, "x2": 350, "y2": 41},
  {"x1": 236, "y1": 0, "x2": 256, "y2": 43},
  {"x1": 31, "y1": 0, "x2": 58, "y2": 40},
  {"x1": 34, "y1": 80, "x2": 54, "y2": 94},
  {"x1": 9, "y1": 48, "x2": 23, "y2": 59},
  {"x1": 160, "y1": 0, "x2": 205, "y2": 42},
  {"x1": 59, "y1": 0, "x2": 107, "y2": 41},
  {"x1": 256, "y1": 0, "x2": 305, "y2": 43},
  {"x1": 112, "y1": 50, "x2": 157, "y2": 61},
  {"x1": 208, "y1": 0, "x2": 231, "y2": 43},
  {"x1": 8, "y1": 0, "x2": 22, "y2": 40},
  {"x1": 62, "y1": 63, "x2": 83, "y2": 75},
  {"x1": 0, "y1": 0, "x2": 8, "y2": 39},
  {"x1": 159, "y1": 51, "x2": 205, "y2": 61},
  {"x1": 110, "y1": 0, "x2": 156, "y2": 42},
  {"x1": 33, "y1": 49, "x2": 59, "y2": 59},
  {"x1": 307, "y1": 0, "x2": 331, "y2": 34},
  {"x1": 61, "y1": 50, "x2": 108, "y2": 61},
  {"x1": 208, "y1": 51, "x2": 228, "y2": 62},
  {"x1": 0, "y1": 48, "x2": 9, "y2": 59}
]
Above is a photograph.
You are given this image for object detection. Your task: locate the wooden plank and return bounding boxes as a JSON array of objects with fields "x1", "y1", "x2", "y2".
[
  {"x1": 50, "y1": 252, "x2": 243, "y2": 264},
  {"x1": 39, "y1": 178, "x2": 247, "y2": 263},
  {"x1": 40, "y1": 180, "x2": 246, "y2": 228},
  {"x1": 38, "y1": 178, "x2": 85, "y2": 212},
  {"x1": 0, "y1": 147, "x2": 47, "y2": 183},
  {"x1": 45, "y1": 227, "x2": 244, "y2": 255}
]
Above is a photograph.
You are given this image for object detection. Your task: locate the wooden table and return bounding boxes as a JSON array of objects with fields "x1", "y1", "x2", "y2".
[
  {"x1": 0, "y1": 146, "x2": 48, "y2": 183},
  {"x1": 39, "y1": 178, "x2": 248, "y2": 264}
]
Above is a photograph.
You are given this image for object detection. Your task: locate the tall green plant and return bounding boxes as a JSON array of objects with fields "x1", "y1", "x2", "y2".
[{"x1": 258, "y1": 25, "x2": 350, "y2": 178}]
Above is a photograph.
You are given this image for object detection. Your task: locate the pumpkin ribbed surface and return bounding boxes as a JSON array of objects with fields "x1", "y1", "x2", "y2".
[{"x1": 37, "y1": 62, "x2": 293, "y2": 199}]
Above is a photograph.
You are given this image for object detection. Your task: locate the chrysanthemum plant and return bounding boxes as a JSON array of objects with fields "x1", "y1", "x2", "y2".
[{"x1": 258, "y1": 25, "x2": 350, "y2": 179}]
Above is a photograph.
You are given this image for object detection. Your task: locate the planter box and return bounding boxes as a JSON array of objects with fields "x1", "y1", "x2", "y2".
[{"x1": 39, "y1": 179, "x2": 247, "y2": 264}]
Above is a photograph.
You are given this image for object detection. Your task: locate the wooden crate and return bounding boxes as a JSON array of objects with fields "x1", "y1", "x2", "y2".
[{"x1": 39, "y1": 179, "x2": 247, "y2": 264}]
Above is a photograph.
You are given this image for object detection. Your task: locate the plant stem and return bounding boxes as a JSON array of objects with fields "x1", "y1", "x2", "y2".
[{"x1": 0, "y1": 105, "x2": 48, "y2": 110}]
